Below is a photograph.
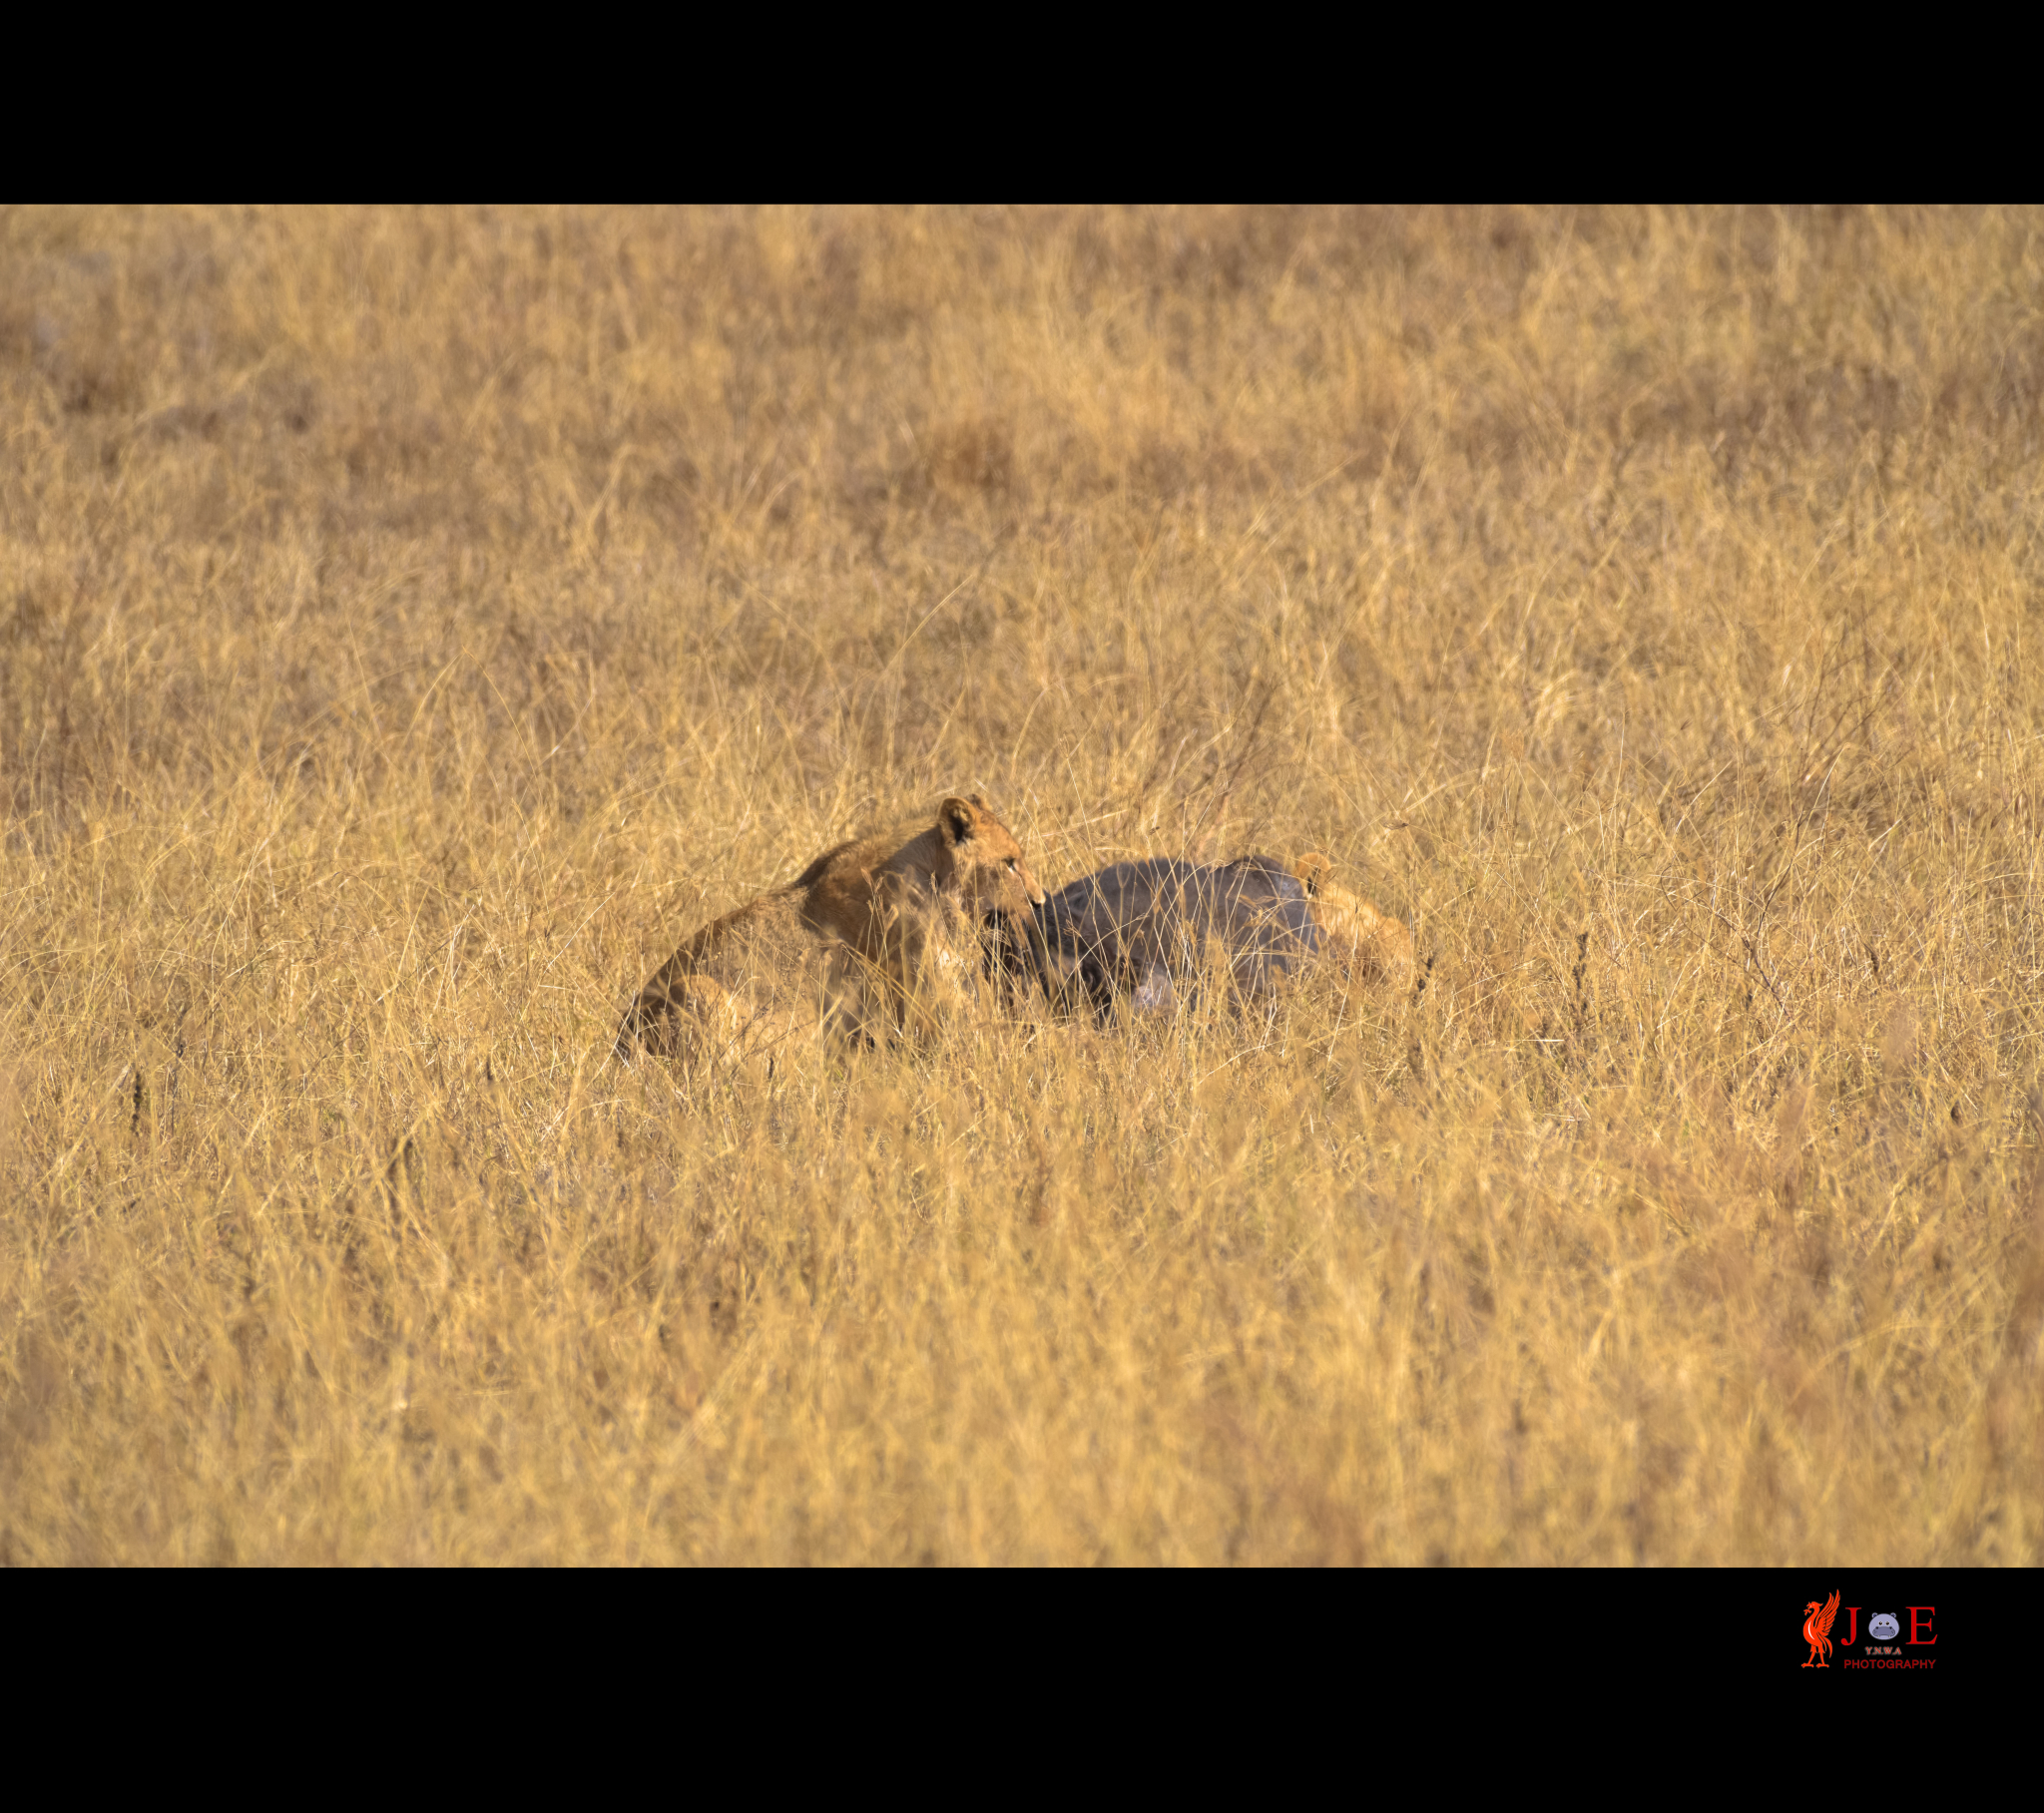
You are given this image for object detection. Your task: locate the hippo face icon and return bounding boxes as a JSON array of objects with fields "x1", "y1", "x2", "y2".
[{"x1": 1868, "y1": 1613, "x2": 1900, "y2": 1641}]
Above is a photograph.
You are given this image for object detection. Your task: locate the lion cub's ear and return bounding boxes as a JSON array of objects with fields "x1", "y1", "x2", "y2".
[
  {"x1": 1293, "y1": 852, "x2": 1332, "y2": 898},
  {"x1": 940, "y1": 796, "x2": 980, "y2": 844}
]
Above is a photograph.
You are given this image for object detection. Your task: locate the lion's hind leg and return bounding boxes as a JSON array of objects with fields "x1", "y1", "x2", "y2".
[
  {"x1": 617, "y1": 970, "x2": 748, "y2": 1061},
  {"x1": 618, "y1": 892, "x2": 815, "y2": 1062}
]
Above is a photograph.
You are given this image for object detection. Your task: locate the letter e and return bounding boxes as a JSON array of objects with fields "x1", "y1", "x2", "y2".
[{"x1": 1907, "y1": 1606, "x2": 1936, "y2": 1644}]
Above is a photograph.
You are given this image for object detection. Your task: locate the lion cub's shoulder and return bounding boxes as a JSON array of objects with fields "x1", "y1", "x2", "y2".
[{"x1": 790, "y1": 818, "x2": 941, "y2": 940}]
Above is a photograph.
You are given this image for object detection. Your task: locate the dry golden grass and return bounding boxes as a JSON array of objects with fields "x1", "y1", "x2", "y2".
[{"x1": 5, "y1": 205, "x2": 2044, "y2": 1564}]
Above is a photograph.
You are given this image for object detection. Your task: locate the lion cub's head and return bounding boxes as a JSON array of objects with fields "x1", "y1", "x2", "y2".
[
  {"x1": 935, "y1": 793, "x2": 1046, "y2": 914},
  {"x1": 934, "y1": 793, "x2": 1050, "y2": 985}
]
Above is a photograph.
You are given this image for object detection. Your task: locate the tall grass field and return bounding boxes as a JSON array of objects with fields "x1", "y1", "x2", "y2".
[{"x1": 4, "y1": 206, "x2": 2042, "y2": 1563}]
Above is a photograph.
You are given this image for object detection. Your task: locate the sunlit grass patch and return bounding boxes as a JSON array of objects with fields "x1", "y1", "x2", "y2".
[{"x1": 3, "y1": 205, "x2": 2042, "y2": 1563}]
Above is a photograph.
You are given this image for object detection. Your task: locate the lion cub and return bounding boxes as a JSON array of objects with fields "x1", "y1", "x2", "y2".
[{"x1": 617, "y1": 794, "x2": 1048, "y2": 1059}]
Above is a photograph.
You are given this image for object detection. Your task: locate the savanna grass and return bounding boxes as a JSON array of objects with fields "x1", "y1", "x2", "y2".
[{"x1": 4, "y1": 205, "x2": 2043, "y2": 1563}]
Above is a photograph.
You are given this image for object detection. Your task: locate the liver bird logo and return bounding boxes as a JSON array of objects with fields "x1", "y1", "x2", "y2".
[{"x1": 1801, "y1": 1590, "x2": 1841, "y2": 1667}]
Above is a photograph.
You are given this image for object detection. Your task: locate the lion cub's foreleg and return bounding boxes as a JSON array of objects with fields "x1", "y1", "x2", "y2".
[{"x1": 828, "y1": 874, "x2": 973, "y2": 1044}]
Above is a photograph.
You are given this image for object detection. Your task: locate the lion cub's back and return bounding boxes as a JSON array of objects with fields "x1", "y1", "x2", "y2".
[{"x1": 692, "y1": 891, "x2": 841, "y2": 1012}]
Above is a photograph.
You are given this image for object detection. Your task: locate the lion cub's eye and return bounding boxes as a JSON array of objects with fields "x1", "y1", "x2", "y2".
[{"x1": 1004, "y1": 858, "x2": 1017, "y2": 870}]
